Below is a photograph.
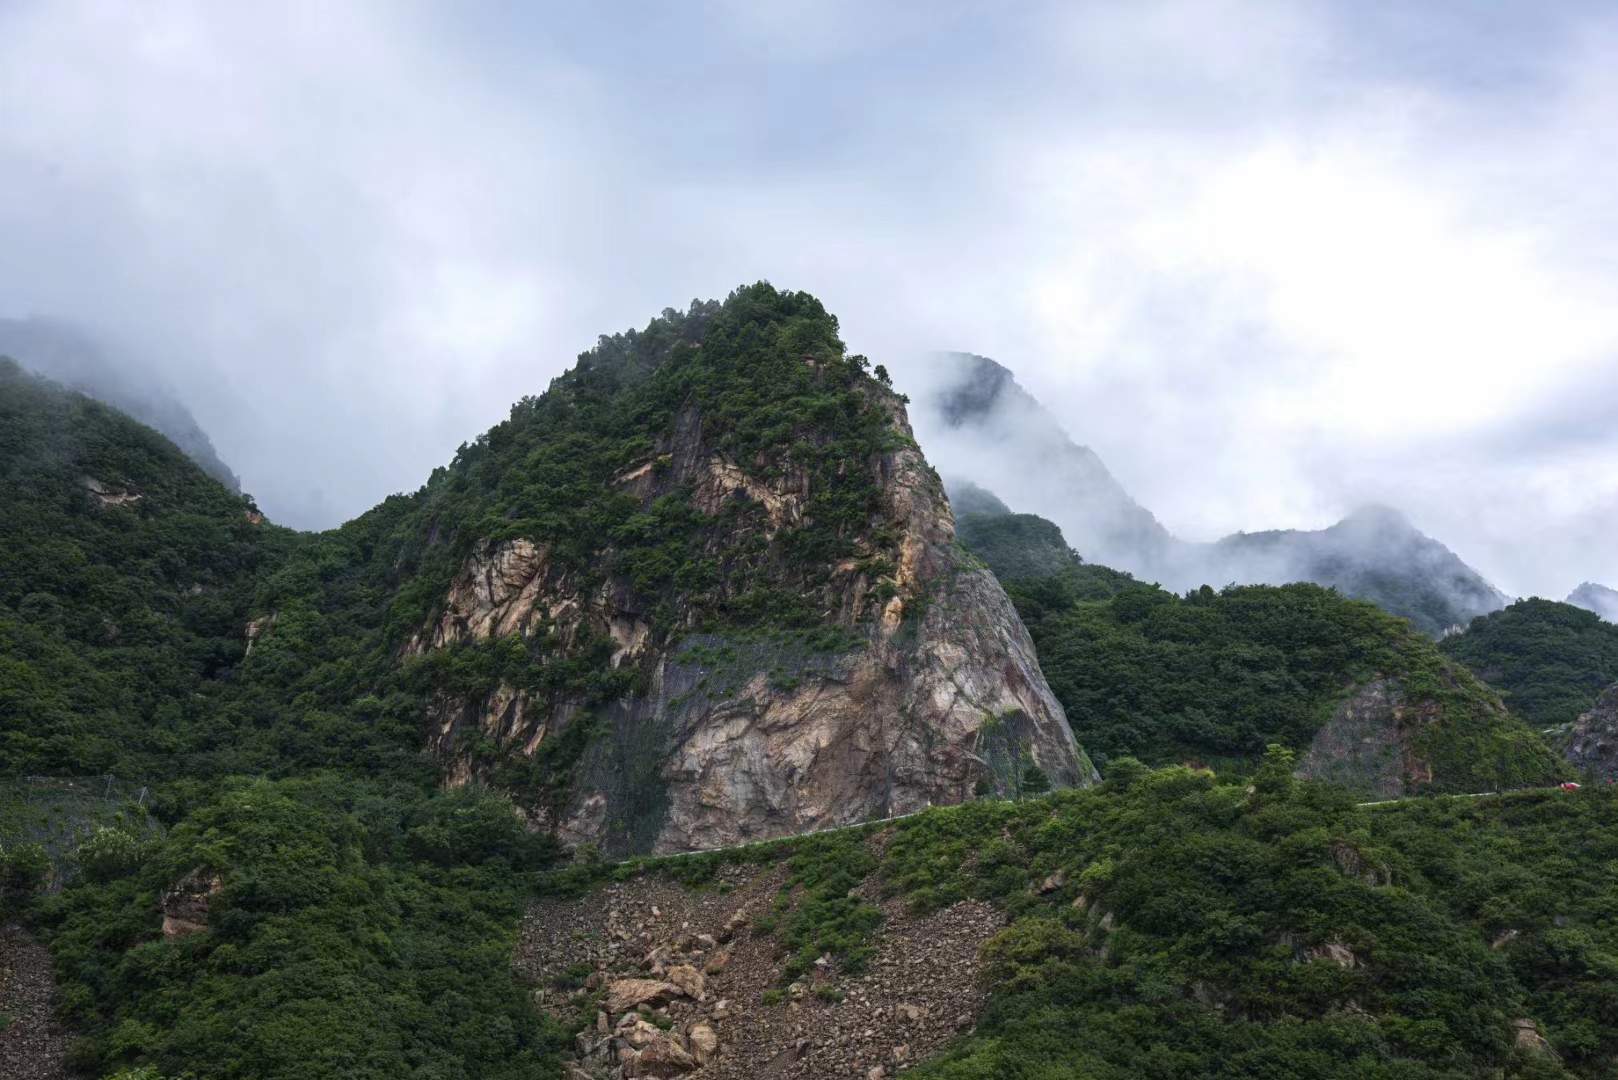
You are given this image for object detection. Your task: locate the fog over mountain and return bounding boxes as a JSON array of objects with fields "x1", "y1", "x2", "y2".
[
  {"x1": 1569, "y1": 582, "x2": 1618, "y2": 623},
  {"x1": 914, "y1": 351, "x2": 1509, "y2": 635},
  {"x1": 2, "y1": 1, "x2": 1617, "y2": 586},
  {"x1": 0, "y1": 318, "x2": 239, "y2": 491}
]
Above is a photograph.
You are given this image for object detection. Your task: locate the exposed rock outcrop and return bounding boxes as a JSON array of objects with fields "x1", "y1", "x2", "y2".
[
  {"x1": 1564, "y1": 684, "x2": 1618, "y2": 780},
  {"x1": 1294, "y1": 679, "x2": 1424, "y2": 800},
  {"x1": 161, "y1": 868, "x2": 223, "y2": 938},
  {"x1": 244, "y1": 613, "x2": 277, "y2": 657},
  {"x1": 84, "y1": 476, "x2": 142, "y2": 509},
  {"x1": 1294, "y1": 669, "x2": 1562, "y2": 798},
  {"x1": 409, "y1": 393, "x2": 1092, "y2": 855},
  {"x1": 1512, "y1": 1017, "x2": 1555, "y2": 1054}
]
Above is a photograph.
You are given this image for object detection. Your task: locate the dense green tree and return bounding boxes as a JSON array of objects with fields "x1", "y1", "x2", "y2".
[
  {"x1": 955, "y1": 512, "x2": 1091, "y2": 580},
  {"x1": 886, "y1": 777, "x2": 1618, "y2": 1080},
  {"x1": 1002, "y1": 569, "x2": 1559, "y2": 790},
  {"x1": 1439, "y1": 598, "x2": 1618, "y2": 729},
  {"x1": 46, "y1": 777, "x2": 569, "y2": 1079}
]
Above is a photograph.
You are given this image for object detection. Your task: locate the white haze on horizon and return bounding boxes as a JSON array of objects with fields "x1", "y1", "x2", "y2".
[{"x1": 0, "y1": 1, "x2": 1615, "y2": 601}]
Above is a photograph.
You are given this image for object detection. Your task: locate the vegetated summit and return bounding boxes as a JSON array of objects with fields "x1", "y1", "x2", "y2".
[
  {"x1": 0, "y1": 317, "x2": 240, "y2": 491},
  {"x1": 2, "y1": 283, "x2": 1088, "y2": 856},
  {"x1": 1440, "y1": 598, "x2": 1618, "y2": 777}
]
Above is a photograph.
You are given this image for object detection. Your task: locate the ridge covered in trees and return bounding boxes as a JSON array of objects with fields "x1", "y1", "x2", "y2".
[
  {"x1": 1439, "y1": 598, "x2": 1618, "y2": 730},
  {"x1": 955, "y1": 509, "x2": 1562, "y2": 788}
]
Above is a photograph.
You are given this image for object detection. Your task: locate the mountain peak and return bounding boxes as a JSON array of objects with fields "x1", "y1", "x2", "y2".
[
  {"x1": 932, "y1": 352, "x2": 1018, "y2": 428},
  {"x1": 915, "y1": 351, "x2": 1506, "y2": 634}
]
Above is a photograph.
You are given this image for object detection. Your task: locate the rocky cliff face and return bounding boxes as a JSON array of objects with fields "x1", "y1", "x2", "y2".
[
  {"x1": 1564, "y1": 685, "x2": 1618, "y2": 781},
  {"x1": 406, "y1": 329, "x2": 1091, "y2": 857}
]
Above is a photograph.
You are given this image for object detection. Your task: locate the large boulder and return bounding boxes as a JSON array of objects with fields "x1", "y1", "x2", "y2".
[
  {"x1": 620, "y1": 1019, "x2": 696, "y2": 1078},
  {"x1": 605, "y1": 978, "x2": 682, "y2": 1015}
]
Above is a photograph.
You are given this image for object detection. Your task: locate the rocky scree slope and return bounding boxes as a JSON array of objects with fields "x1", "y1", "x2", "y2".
[
  {"x1": 518, "y1": 849, "x2": 998, "y2": 1079},
  {"x1": 374, "y1": 286, "x2": 1090, "y2": 856},
  {"x1": 525, "y1": 767, "x2": 1618, "y2": 1080}
]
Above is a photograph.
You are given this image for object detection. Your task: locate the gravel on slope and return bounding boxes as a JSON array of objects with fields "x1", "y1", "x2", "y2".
[{"x1": 0, "y1": 921, "x2": 74, "y2": 1079}]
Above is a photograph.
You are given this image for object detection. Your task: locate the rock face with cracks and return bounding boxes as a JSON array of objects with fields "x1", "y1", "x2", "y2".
[
  {"x1": 1564, "y1": 684, "x2": 1618, "y2": 781},
  {"x1": 408, "y1": 389, "x2": 1094, "y2": 856}
]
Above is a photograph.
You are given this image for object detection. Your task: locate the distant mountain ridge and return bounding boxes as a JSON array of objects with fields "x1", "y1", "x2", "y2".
[
  {"x1": 923, "y1": 352, "x2": 1177, "y2": 569},
  {"x1": 1568, "y1": 582, "x2": 1618, "y2": 623},
  {"x1": 1210, "y1": 505, "x2": 1510, "y2": 637},
  {"x1": 0, "y1": 317, "x2": 240, "y2": 491},
  {"x1": 918, "y1": 352, "x2": 1507, "y2": 635}
]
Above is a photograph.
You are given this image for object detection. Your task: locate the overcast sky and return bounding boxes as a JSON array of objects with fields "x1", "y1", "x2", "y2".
[{"x1": 1, "y1": 0, "x2": 1615, "y2": 600}]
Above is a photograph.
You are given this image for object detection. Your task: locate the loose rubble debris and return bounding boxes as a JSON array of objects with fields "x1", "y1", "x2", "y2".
[
  {"x1": 516, "y1": 845, "x2": 1002, "y2": 1077},
  {"x1": 0, "y1": 921, "x2": 72, "y2": 1079}
]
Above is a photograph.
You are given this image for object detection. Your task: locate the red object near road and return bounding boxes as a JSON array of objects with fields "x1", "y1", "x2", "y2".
[{"x1": 1560, "y1": 782, "x2": 1582, "y2": 790}]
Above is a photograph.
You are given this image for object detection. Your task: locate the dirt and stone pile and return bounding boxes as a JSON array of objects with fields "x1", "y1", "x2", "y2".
[
  {"x1": 0, "y1": 921, "x2": 71, "y2": 1079},
  {"x1": 516, "y1": 842, "x2": 1002, "y2": 1078}
]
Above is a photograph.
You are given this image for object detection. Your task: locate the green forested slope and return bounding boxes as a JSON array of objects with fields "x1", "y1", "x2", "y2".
[
  {"x1": 0, "y1": 285, "x2": 937, "y2": 1079},
  {"x1": 47, "y1": 778, "x2": 567, "y2": 1079},
  {"x1": 0, "y1": 357, "x2": 281, "y2": 777},
  {"x1": 996, "y1": 564, "x2": 1560, "y2": 788},
  {"x1": 559, "y1": 762, "x2": 1618, "y2": 1079},
  {"x1": 1439, "y1": 598, "x2": 1618, "y2": 729},
  {"x1": 897, "y1": 765, "x2": 1615, "y2": 1080},
  {"x1": 955, "y1": 512, "x2": 1086, "y2": 580},
  {"x1": 0, "y1": 359, "x2": 573, "y2": 1077}
]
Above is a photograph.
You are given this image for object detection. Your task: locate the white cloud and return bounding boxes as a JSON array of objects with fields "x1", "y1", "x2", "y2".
[
  {"x1": 0, "y1": 0, "x2": 588, "y2": 525},
  {"x1": 0, "y1": 0, "x2": 1614, "y2": 600}
]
